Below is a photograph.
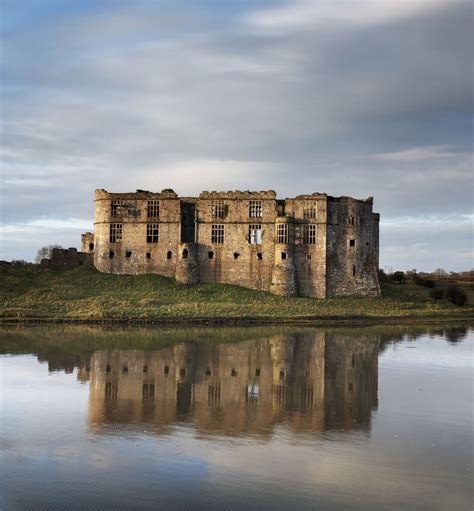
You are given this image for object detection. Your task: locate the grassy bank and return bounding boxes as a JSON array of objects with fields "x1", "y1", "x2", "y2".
[{"x1": 1, "y1": 264, "x2": 473, "y2": 324}]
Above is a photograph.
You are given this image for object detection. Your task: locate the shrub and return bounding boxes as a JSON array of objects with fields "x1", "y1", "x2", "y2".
[
  {"x1": 415, "y1": 276, "x2": 436, "y2": 288},
  {"x1": 445, "y1": 285, "x2": 467, "y2": 307},
  {"x1": 392, "y1": 271, "x2": 405, "y2": 284},
  {"x1": 430, "y1": 289, "x2": 444, "y2": 300}
]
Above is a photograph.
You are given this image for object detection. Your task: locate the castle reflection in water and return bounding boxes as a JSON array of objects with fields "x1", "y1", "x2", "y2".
[{"x1": 75, "y1": 332, "x2": 379, "y2": 436}]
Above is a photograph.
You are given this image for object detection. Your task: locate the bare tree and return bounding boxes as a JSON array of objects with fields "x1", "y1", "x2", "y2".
[{"x1": 35, "y1": 244, "x2": 64, "y2": 263}]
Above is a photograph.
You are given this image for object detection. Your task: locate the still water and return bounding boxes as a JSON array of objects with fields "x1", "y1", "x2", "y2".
[{"x1": 0, "y1": 324, "x2": 472, "y2": 510}]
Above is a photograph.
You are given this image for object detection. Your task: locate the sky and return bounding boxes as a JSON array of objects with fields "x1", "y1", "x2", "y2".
[{"x1": 1, "y1": 0, "x2": 472, "y2": 271}]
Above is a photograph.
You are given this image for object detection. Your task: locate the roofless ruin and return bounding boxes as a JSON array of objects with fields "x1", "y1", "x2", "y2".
[{"x1": 81, "y1": 189, "x2": 380, "y2": 298}]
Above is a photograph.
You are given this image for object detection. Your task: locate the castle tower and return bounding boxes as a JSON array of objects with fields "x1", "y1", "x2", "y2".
[
  {"x1": 175, "y1": 242, "x2": 199, "y2": 285},
  {"x1": 269, "y1": 244, "x2": 297, "y2": 297}
]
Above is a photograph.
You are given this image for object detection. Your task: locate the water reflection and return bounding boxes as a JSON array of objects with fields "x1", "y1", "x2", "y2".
[{"x1": 77, "y1": 332, "x2": 379, "y2": 436}]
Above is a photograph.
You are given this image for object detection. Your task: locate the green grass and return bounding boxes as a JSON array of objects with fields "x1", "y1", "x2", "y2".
[{"x1": 1, "y1": 264, "x2": 473, "y2": 322}]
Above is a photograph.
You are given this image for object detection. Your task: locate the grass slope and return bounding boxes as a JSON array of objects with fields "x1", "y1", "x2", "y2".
[{"x1": 1, "y1": 264, "x2": 473, "y2": 322}]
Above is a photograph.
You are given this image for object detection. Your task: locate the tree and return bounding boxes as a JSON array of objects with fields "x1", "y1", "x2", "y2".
[{"x1": 35, "y1": 244, "x2": 64, "y2": 263}]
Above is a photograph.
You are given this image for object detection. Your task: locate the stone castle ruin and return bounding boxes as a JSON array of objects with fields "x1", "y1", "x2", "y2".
[{"x1": 81, "y1": 188, "x2": 380, "y2": 298}]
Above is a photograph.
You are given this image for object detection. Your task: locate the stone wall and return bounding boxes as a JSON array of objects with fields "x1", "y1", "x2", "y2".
[
  {"x1": 40, "y1": 247, "x2": 92, "y2": 270},
  {"x1": 84, "y1": 188, "x2": 380, "y2": 298}
]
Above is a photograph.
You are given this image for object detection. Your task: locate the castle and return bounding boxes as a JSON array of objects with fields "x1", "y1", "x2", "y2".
[{"x1": 81, "y1": 188, "x2": 380, "y2": 298}]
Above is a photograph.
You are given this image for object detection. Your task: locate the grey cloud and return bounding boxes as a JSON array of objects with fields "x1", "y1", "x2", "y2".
[{"x1": 0, "y1": 0, "x2": 472, "y2": 269}]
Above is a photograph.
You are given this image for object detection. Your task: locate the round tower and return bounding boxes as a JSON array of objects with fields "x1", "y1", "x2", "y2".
[
  {"x1": 270, "y1": 244, "x2": 297, "y2": 297},
  {"x1": 175, "y1": 242, "x2": 199, "y2": 285}
]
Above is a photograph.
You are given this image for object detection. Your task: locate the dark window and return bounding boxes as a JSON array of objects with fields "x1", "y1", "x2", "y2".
[
  {"x1": 257, "y1": 252, "x2": 263, "y2": 260},
  {"x1": 180, "y1": 368, "x2": 186, "y2": 378},
  {"x1": 182, "y1": 249, "x2": 188, "y2": 259},
  {"x1": 303, "y1": 224, "x2": 316, "y2": 244},
  {"x1": 349, "y1": 239, "x2": 356, "y2": 247},
  {"x1": 143, "y1": 365, "x2": 148, "y2": 373},
  {"x1": 164, "y1": 365, "x2": 169, "y2": 375},
  {"x1": 211, "y1": 224, "x2": 224, "y2": 244},
  {"x1": 211, "y1": 201, "x2": 227, "y2": 219},
  {"x1": 106, "y1": 364, "x2": 111, "y2": 373},
  {"x1": 109, "y1": 251, "x2": 115, "y2": 258},
  {"x1": 234, "y1": 252, "x2": 240, "y2": 259},
  {"x1": 208, "y1": 251, "x2": 214, "y2": 259},
  {"x1": 146, "y1": 252, "x2": 151, "y2": 259},
  {"x1": 125, "y1": 251, "x2": 132, "y2": 258},
  {"x1": 279, "y1": 370, "x2": 285, "y2": 381},
  {"x1": 146, "y1": 223, "x2": 159, "y2": 243},
  {"x1": 122, "y1": 365, "x2": 128, "y2": 374},
  {"x1": 276, "y1": 224, "x2": 289, "y2": 244},
  {"x1": 352, "y1": 265, "x2": 356, "y2": 276},
  {"x1": 281, "y1": 252, "x2": 287, "y2": 260},
  {"x1": 205, "y1": 368, "x2": 211, "y2": 376},
  {"x1": 306, "y1": 254, "x2": 312, "y2": 260},
  {"x1": 147, "y1": 200, "x2": 160, "y2": 218},
  {"x1": 109, "y1": 223, "x2": 123, "y2": 243},
  {"x1": 89, "y1": 242, "x2": 94, "y2": 251},
  {"x1": 167, "y1": 251, "x2": 172, "y2": 259},
  {"x1": 231, "y1": 368, "x2": 237, "y2": 377},
  {"x1": 255, "y1": 368, "x2": 261, "y2": 377}
]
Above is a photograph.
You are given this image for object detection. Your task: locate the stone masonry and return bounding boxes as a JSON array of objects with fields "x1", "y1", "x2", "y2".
[{"x1": 83, "y1": 188, "x2": 380, "y2": 298}]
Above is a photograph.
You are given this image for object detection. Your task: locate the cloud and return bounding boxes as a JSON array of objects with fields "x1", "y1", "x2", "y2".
[{"x1": 0, "y1": 0, "x2": 472, "y2": 269}]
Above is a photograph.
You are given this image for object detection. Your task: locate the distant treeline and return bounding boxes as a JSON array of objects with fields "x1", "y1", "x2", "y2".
[{"x1": 378, "y1": 269, "x2": 470, "y2": 307}]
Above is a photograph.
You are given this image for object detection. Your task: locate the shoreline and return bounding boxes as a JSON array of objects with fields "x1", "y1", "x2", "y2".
[{"x1": 1, "y1": 314, "x2": 472, "y2": 327}]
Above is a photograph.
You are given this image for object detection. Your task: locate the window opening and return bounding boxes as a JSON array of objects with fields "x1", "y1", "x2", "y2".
[
  {"x1": 255, "y1": 368, "x2": 261, "y2": 377},
  {"x1": 249, "y1": 200, "x2": 262, "y2": 218},
  {"x1": 211, "y1": 224, "x2": 224, "y2": 244},
  {"x1": 248, "y1": 224, "x2": 262, "y2": 245},
  {"x1": 306, "y1": 254, "x2": 312, "y2": 260},
  {"x1": 208, "y1": 251, "x2": 214, "y2": 259},
  {"x1": 167, "y1": 251, "x2": 172, "y2": 259},
  {"x1": 303, "y1": 224, "x2": 316, "y2": 244},
  {"x1": 147, "y1": 200, "x2": 160, "y2": 218},
  {"x1": 211, "y1": 200, "x2": 227, "y2": 219},
  {"x1": 276, "y1": 223, "x2": 289, "y2": 244},
  {"x1": 89, "y1": 242, "x2": 94, "y2": 251},
  {"x1": 146, "y1": 252, "x2": 151, "y2": 259},
  {"x1": 109, "y1": 251, "x2": 115, "y2": 258},
  {"x1": 234, "y1": 252, "x2": 240, "y2": 259},
  {"x1": 111, "y1": 200, "x2": 122, "y2": 217},
  {"x1": 125, "y1": 251, "x2": 132, "y2": 258},
  {"x1": 231, "y1": 368, "x2": 237, "y2": 377},
  {"x1": 349, "y1": 239, "x2": 356, "y2": 247},
  {"x1": 281, "y1": 252, "x2": 287, "y2": 260},
  {"x1": 352, "y1": 265, "x2": 356, "y2": 276},
  {"x1": 164, "y1": 365, "x2": 169, "y2": 376},
  {"x1": 146, "y1": 223, "x2": 159, "y2": 243},
  {"x1": 182, "y1": 249, "x2": 189, "y2": 259},
  {"x1": 303, "y1": 203, "x2": 317, "y2": 219},
  {"x1": 109, "y1": 223, "x2": 123, "y2": 243},
  {"x1": 257, "y1": 252, "x2": 263, "y2": 260}
]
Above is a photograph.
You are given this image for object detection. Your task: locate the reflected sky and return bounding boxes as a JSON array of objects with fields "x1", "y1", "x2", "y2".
[{"x1": 0, "y1": 325, "x2": 472, "y2": 510}]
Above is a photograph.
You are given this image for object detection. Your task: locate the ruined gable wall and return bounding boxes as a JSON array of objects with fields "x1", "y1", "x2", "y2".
[
  {"x1": 196, "y1": 191, "x2": 277, "y2": 291},
  {"x1": 325, "y1": 197, "x2": 381, "y2": 297},
  {"x1": 282, "y1": 194, "x2": 327, "y2": 299},
  {"x1": 93, "y1": 189, "x2": 181, "y2": 277}
]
